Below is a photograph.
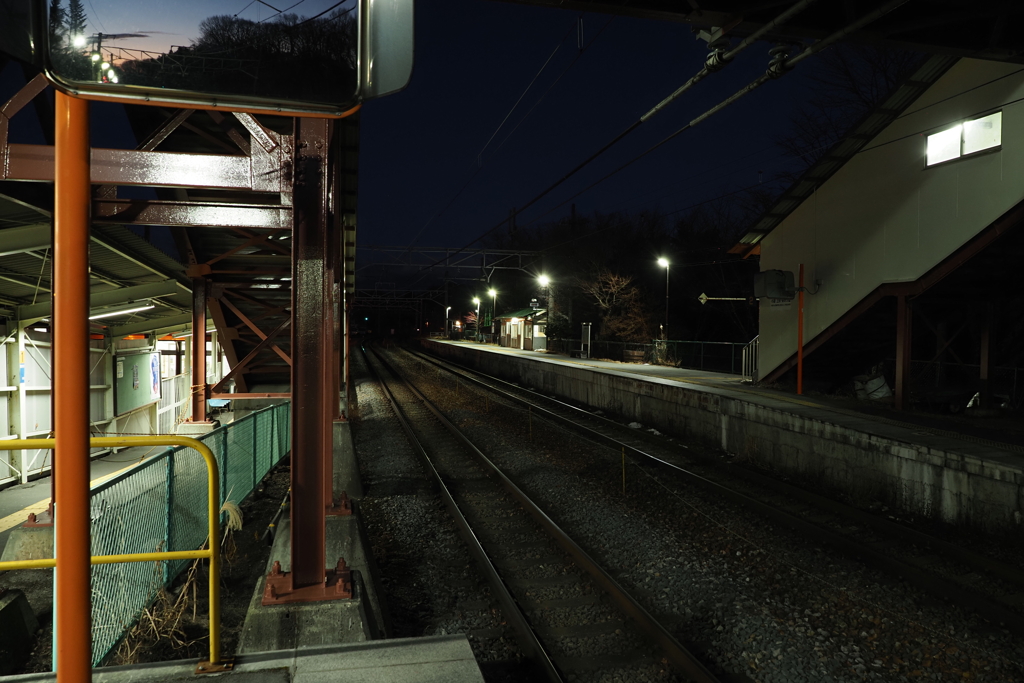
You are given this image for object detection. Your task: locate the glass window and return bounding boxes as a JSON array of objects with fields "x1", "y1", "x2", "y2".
[
  {"x1": 962, "y1": 112, "x2": 1002, "y2": 156},
  {"x1": 926, "y1": 125, "x2": 962, "y2": 166}
]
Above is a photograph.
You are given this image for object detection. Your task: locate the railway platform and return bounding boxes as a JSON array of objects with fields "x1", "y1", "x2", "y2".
[
  {"x1": 0, "y1": 636, "x2": 484, "y2": 683},
  {"x1": 423, "y1": 339, "x2": 1024, "y2": 533}
]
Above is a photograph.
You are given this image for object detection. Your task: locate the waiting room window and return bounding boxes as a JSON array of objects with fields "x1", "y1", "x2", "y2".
[{"x1": 926, "y1": 112, "x2": 1001, "y2": 166}]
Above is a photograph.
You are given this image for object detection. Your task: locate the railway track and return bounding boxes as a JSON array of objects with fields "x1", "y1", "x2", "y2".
[
  {"x1": 362, "y1": 344, "x2": 721, "y2": 683},
  {"x1": 407, "y1": 345, "x2": 1024, "y2": 635}
]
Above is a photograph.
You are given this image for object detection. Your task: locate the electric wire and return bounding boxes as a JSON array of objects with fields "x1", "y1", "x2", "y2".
[
  {"x1": 511, "y1": 0, "x2": 913, "y2": 233},
  {"x1": 418, "y1": 0, "x2": 830, "y2": 273},
  {"x1": 490, "y1": 15, "x2": 616, "y2": 158},
  {"x1": 258, "y1": 0, "x2": 309, "y2": 23},
  {"x1": 389, "y1": 18, "x2": 581, "y2": 263}
]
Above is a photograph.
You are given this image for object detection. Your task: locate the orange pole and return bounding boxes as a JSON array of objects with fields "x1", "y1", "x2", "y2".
[
  {"x1": 53, "y1": 91, "x2": 93, "y2": 682},
  {"x1": 797, "y1": 263, "x2": 804, "y2": 396}
]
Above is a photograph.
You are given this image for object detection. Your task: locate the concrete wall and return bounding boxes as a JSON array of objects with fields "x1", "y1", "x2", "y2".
[
  {"x1": 759, "y1": 59, "x2": 1024, "y2": 377},
  {"x1": 425, "y1": 341, "x2": 1024, "y2": 534}
]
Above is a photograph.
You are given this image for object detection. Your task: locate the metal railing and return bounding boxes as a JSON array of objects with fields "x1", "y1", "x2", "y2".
[
  {"x1": 742, "y1": 335, "x2": 759, "y2": 382},
  {"x1": 0, "y1": 436, "x2": 223, "y2": 670},
  {"x1": 157, "y1": 374, "x2": 192, "y2": 434},
  {"x1": 0, "y1": 402, "x2": 290, "y2": 668}
]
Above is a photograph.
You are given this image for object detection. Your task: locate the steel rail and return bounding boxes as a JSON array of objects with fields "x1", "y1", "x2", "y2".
[
  {"x1": 361, "y1": 346, "x2": 564, "y2": 683},
  {"x1": 411, "y1": 347, "x2": 1024, "y2": 634},
  {"x1": 0, "y1": 436, "x2": 225, "y2": 671},
  {"x1": 369, "y1": 346, "x2": 723, "y2": 683}
]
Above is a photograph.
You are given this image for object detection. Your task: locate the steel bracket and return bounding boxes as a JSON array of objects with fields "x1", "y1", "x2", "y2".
[
  {"x1": 326, "y1": 491, "x2": 353, "y2": 517},
  {"x1": 195, "y1": 658, "x2": 235, "y2": 674},
  {"x1": 261, "y1": 557, "x2": 353, "y2": 605},
  {"x1": 25, "y1": 508, "x2": 54, "y2": 527}
]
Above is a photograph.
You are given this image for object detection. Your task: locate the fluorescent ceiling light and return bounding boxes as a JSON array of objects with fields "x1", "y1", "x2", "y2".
[{"x1": 89, "y1": 304, "x2": 155, "y2": 320}]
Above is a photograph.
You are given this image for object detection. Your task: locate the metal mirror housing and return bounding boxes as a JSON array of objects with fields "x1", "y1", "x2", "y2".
[{"x1": 1, "y1": 0, "x2": 413, "y2": 116}]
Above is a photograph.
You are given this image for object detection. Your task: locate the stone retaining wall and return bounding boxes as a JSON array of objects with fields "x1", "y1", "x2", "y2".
[{"x1": 424, "y1": 341, "x2": 1024, "y2": 534}]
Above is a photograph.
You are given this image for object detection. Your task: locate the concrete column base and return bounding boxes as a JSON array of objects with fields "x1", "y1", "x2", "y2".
[
  {"x1": 237, "y1": 511, "x2": 386, "y2": 653},
  {"x1": 333, "y1": 420, "x2": 363, "y2": 500},
  {"x1": 0, "y1": 525, "x2": 53, "y2": 563}
]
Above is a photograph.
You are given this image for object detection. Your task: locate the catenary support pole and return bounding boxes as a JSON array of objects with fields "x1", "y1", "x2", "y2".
[
  {"x1": 895, "y1": 294, "x2": 913, "y2": 411},
  {"x1": 797, "y1": 264, "x2": 804, "y2": 396},
  {"x1": 53, "y1": 90, "x2": 92, "y2": 683}
]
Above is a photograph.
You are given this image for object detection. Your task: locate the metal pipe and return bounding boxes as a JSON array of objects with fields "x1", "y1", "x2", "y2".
[
  {"x1": 53, "y1": 90, "x2": 92, "y2": 683},
  {"x1": 0, "y1": 435, "x2": 222, "y2": 666}
]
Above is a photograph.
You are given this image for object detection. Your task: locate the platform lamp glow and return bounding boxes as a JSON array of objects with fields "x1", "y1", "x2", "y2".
[
  {"x1": 537, "y1": 275, "x2": 551, "y2": 310},
  {"x1": 657, "y1": 258, "x2": 670, "y2": 340},
  {"x1": 473, "y1": 297, "x2": 481, "y2": 341},
  {"x1": 488, "y1": 289, "x2": 497, "y2": 340}
]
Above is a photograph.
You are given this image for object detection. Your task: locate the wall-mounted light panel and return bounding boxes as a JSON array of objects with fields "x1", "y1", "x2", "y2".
[{"x1": 926, "y1": 112, "x2": 1002, "y2": 166}]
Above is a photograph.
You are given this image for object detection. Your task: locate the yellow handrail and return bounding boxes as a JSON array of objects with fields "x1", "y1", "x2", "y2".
[{"x1": 0, "y1": 436, "x2": 223, "y2": 667}]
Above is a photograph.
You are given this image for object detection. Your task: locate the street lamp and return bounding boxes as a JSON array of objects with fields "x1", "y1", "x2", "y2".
[
  {"x1": 657, "y1": 258, "x2": 670, "y2": 340},
  {"x1": 472, "y1": 297, "x2": 481, "y2": 341},
  {"x1": 538, "y1": 275, "x2": 550, "y2": 288},
  {"x1": 487, "y1": 289, "x2": 497, "y2": 342},
  {"x1": 445, "y1": 306, "x2": 452, "y2": 338}
]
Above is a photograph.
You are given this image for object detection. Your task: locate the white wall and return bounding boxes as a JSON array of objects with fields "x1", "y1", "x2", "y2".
[{"x1": 759, "y1": 59, "x2": 1024, "y2": 377}]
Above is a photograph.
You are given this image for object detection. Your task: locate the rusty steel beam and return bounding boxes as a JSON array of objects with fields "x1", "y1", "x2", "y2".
[
  {"x1": 288, "y1": 117, "x2": 334, "y2": 593},
  {"x1": 5, "y1": 144, "x2": 286, "y2": 192},
  {"x1": 93, "y1": 199, "x2": 292, "y2": 229},
  {"x1": 191, "y1": 278, "x2": 210, "y2": 423},
  {"x1": 209, "y1": 318, "x2": 290, "y2": 395},
  {"x1": 206, "y1": 232, "x2": 289, "y2": 266},
  {"x1": 138, "y1": 109, "x2": 195, "y2": 152},
  {"x1": 218, "y1": 295, "x2": 292, "y2": 366},
  {"x1": 207, "y1": 296, "x2": 249, "y2": 393}
]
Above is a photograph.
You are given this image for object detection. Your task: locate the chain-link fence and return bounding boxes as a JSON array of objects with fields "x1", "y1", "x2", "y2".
[{"x1": 88, "y1": 402, "x2": 290, "y2": 664}]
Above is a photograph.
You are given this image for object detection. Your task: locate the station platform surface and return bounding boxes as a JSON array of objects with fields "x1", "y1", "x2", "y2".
[
  {"x1": 429, "y1": 339, "x2": 1024, "y2": 466},
  {"x1": 0, "y1": 636, "x2": 485, "y2": 683},
  {"x1": 0, "y1": 445, "x2": 168, "y2": 553}
]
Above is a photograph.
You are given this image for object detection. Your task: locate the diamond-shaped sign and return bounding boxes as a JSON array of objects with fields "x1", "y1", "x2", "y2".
[{"x1": 698, "y1": 293, "x2": 709, "y2": 305}]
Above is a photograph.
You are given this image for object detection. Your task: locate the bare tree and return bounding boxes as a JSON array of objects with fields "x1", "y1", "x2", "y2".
[
  {"x1": 575, "y1": 270, "x2": 652, "y2": 342},
  {"x1": 776, "y1": 44, "x2": 924, "y2": 177}
]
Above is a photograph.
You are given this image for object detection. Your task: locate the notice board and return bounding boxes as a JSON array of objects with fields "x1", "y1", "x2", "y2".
[{"x1": 115, "y1": 352, "x2": 161, "y2": 416}]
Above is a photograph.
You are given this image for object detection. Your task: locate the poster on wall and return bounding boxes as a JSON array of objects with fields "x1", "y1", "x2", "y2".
[{"x1": 151, "y1": 355, "x2": 161, "y2": 401}]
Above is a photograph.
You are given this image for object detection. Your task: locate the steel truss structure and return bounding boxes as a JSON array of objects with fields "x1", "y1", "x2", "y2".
[{"x1": 0, "y1": 69, "x2": 358, "y2": 599}]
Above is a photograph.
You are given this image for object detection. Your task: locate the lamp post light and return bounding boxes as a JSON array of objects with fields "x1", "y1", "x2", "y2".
[
  {"x1": 472, "y1": 297, "x2": 481, "y2": 341},
  {"x1": 487, "y1": 289, "x2": 497, "y2": 342},
  {"x1": 445, "y1": 306, "x2": 452, "y2": 338},
  {"x1": 657, "y1": 258, "x2": 670, "y2": 340}
]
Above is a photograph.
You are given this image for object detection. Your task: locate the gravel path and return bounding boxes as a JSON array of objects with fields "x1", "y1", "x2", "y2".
[{"x1": 388, "y1": 347, "x2": 1024, "y2": 683}]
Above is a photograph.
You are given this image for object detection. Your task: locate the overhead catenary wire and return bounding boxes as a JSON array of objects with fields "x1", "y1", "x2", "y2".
[
  {"x1": 423, "y1": 0, "x2": 826, "y2": 271},
  {"x1": 388, "y1": 18, "x2": 583, "y2": 264},
  {"x1": 526, "y1": 0, "x2": 913, "y2": 225}
]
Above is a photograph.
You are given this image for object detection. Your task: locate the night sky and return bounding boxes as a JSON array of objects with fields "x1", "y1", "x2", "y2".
[
  {"x1": 358, "y1": 1, "x2": 813, "y2": 252},
  {"x1": 0, "y1": 0, "x2": 820, "y2": 269}
]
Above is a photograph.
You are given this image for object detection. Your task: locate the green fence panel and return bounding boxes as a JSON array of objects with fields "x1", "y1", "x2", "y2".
[{"x1": 86, "y1": 402, "x2": 290, "y2": 665}]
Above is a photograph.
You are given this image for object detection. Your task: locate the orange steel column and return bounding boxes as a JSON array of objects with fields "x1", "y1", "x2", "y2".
[
  {"x1": 53, "y1": 91, "x2": 93, "y2": 682},
  {"x1": 796, "y1": 263, "x2": 804, "y2": 396}
]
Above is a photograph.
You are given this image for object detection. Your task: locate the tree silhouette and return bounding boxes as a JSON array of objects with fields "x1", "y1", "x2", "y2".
[{"x1": 66, "y1": 0, "x2": 87, "y2": 38}]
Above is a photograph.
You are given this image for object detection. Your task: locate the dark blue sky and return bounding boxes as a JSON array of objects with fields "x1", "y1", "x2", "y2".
[{"x1": 358, "y1": 0, "x2": 814, "y2": 250}]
